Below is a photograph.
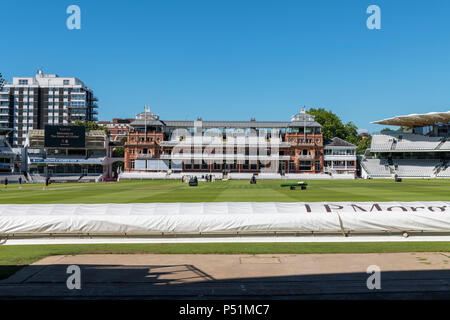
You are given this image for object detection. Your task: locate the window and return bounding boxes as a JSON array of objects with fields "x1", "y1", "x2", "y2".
[
  {"x1": 315, "y1": 160, "x2": 320, "y2": 171},
  {"x1": 63, "y1": 80, "x2": 70, "y2": 85},
  {"x1": 299, "y1": 161, "x2": 311, "y2": 171},
  {"x1": 19, "y1": 79, "x2": 28, "y2": 85}
]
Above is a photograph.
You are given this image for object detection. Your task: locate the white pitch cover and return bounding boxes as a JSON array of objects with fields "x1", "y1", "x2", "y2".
[{"x1": 0, "y1": 202, "x2": 449, "y2": 235}]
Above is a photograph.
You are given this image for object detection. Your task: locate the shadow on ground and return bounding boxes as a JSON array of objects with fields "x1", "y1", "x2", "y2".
[{"x1": 0, "y1": 264, "x2": 449, "y2": 299}]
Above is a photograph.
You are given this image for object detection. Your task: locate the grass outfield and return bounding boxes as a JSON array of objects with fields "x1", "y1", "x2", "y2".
[
  {"x1": 0, "y1": 179, "x2": 450, "y2": 203},
  {"x1": 1, "y1": 242, "x2": 450, "y2": 280}
]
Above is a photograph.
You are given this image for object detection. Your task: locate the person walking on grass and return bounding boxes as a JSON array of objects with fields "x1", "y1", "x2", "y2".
[
  {"x1": 4, "y1": 177, "x2": 8, "y2": 189},
  {"x1": 43, "y1": 176, "x2": 50, "y2": 190},
  {"x1": 18, "y1": 176, "x2": 22, "y2": 189}
]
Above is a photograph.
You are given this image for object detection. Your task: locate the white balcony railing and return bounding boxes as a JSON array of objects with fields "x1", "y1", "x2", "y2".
[
  {"x1": 159, "y1": 154, "x2": 290, "y2": 161},
  {"x1": 324, "y1": 155, "x2": 356, "y2": 161},
  {"x1": 298, "y1": 154, "x2": 314, "y2": 159},
  {"x1": 136, "y1": 153, "x2": 154, "y2": 159}
]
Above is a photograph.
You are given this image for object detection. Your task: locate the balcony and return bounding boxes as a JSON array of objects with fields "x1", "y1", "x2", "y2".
[
  {"x1": 92, "y1": 96, "x2": 98, "y2": 102},
  {"x1": 298, "y1": 154, "x2": 314, "y2": 159},
  {"x1": 136, "y1": 153, "x2": 154, "y2": 159},
  {"x1": 159, "y1": 154, "x2": 291, "y2": 161},
  {"x1": 324, "y1": 154, "x2": 356, "y2": 161},
  {"x1": 159, "y1": 139, "x2": 291, "y2": 147}
]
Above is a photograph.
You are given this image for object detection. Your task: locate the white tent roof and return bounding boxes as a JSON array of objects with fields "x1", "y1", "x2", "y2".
[{"x1": 372, "y1": 111, "x2": 450, "y2": 127}]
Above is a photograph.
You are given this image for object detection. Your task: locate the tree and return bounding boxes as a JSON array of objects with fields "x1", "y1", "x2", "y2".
[
  {"x1": 356, "y1": 135, "x2": 371, "y2": 154},
  {"x1": 343, "y1": 122, "x2": 359, "y2": 145},
  {"x1": 307, "y1": 108, "x2": 369, "y2": 154},
  {"x1": 307, "y1": 108, "x2": 347, "y2": 141},
  {"x1": 73, "y1": 120, "x2": 108, "y2": 135},
  {"x1": 112, "y1": 147, "x2": 124, "y2": 157}
]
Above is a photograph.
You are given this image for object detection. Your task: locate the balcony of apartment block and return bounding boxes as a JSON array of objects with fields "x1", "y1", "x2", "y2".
[
  {"x1": 71, "y1": 111, "x2": 87, "y2": 116},
  {"x1": 69, "y1": 106, "x2": 88, "y2": 110},
  {"x1": 92, "y1": 96, "x2": 99, "y2": 102},
  {"x1": 92, "y1": 103, "x2": 99, "y2": 108}
]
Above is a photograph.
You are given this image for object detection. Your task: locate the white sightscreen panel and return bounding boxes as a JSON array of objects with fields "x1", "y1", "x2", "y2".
[
  {"x1": 160, "y1": 160, "x2": 169, "y2": 170},
  {"x1": 146, "y1": 160, "x2": 159, "y2": 170},
  {"x1": 146, "y1": 160, "x2": 170, "y2": 171},
  {"x1": 0, "y1": 202, "x2": 449, "y2": 235},
  {"x1": 171, "y1": 161, "x2": 182, "y2": 170},
  {"x1": 135, "y1": 160, "x2": 146, "y2": 170}
]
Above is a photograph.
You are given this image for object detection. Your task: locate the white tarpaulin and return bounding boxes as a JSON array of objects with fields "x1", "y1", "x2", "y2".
[{"x1": 0, "y1": 202, "x2": 450, "y2": 235}]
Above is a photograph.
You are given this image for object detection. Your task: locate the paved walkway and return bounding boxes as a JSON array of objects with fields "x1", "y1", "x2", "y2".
[{"x1": 1, "y1": 253, "x2": 449, "y2": 299}]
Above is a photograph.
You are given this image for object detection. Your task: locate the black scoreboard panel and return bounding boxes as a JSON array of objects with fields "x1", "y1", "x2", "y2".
[{"x1": 44, "y1": 125, "x2": 86, "y2": 148}]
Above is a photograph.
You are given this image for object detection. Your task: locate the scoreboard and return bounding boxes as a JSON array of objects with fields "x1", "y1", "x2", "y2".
[{"x1": 44, "y1": 125, "x2": 86, "y2": 148}]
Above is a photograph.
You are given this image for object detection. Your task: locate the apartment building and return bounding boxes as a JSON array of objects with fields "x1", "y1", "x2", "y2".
[{"x1": 0, "y1": 70, "x2": 98, "y2": 147}]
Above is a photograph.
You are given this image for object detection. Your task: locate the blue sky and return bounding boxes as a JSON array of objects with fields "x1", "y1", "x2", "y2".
[{"x1": 2, "y1": 0, "x2": 450, "y2": 132}]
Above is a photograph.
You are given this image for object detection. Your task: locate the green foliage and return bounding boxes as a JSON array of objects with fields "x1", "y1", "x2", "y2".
[
  {"x1": 356, "y1": 136, "x2": 371, "y2": 154},
  {"x1": 307, "y1": 108, "x2": 370, "y2": 154},
  {"x1": 307, "y1": 108, "x2": 347, "y2": 141},
  {"x1": 112, "y1": 147, "x2": 124, "y2": 157},
  {"x1": 380, "y1": 126, "x2": 411, "y2": 133},
  {"x1": 73, "y1": 120, "x2": 108, "y2": 135}
]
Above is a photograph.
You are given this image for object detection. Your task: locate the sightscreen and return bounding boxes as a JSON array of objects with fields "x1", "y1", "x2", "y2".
[{"x1": 44, "y1": 125, "x2": 86, "y2": 148}]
